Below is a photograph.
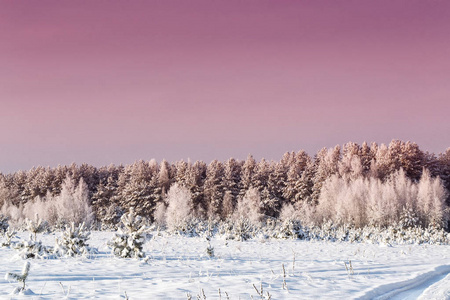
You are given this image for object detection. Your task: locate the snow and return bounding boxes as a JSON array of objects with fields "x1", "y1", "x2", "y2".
[{"x1": 1, "y1": 231, "x2": 449, "y2": 299}]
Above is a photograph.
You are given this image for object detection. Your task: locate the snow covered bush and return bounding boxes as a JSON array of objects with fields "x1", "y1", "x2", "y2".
[
  {"x1": 14, "y1": 238, "x2": 51, "y2": 259},
  {"x1": 1, "y1": 227, "x2": 17, "y2": 248},
  {"x1": 109, "y1": 208, "x2": 147, "y2": 258},
  {"x1": 54, "y1": 222, "x2": 95, "y2": 257},
  {"x1": 220, "y1": 217, "x2": 256, "y2": 241},
  {"x1": 271, "y1": 219, "x2": 306, "y2": 240}
]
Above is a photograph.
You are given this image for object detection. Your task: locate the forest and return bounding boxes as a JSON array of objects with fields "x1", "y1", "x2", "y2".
[{"x1": 0, "y1": 140, "x2": 449, "y2": 231}]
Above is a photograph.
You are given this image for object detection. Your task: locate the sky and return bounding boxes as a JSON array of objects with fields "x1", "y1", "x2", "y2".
[{"x1": 1, "y1": 1, "x2": 449, "y2": 173}]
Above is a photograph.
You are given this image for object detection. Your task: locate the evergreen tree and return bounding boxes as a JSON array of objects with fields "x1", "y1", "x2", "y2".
[
  {"x1": 204, "y1": 160, "x2": 225, "y2": 219},
  {"x1": 186, "y1": 161, "x2": 207, "y2": 216},
  {"x1": 54, "y1": 222, "x2": 93, "y2": 257},
  {"x1": 91, "y1": 176, "x2": 121, "y2": 226},
  {"x1": 239, "y1": 154, "x2": 257, "y2": 198},
  {"x1": 109, "y1": 208, "x2": 147, "y2": 258},
  {"x1": 222, "y1": 158, "x2": 241, "y2": 217}
]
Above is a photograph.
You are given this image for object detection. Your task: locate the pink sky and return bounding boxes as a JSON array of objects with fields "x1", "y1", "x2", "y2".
[{"x1": 1, "y1": 1, "x2": 449, "y2": 172}]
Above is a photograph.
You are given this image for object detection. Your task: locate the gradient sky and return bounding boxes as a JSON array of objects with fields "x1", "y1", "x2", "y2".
[{"x1": 1, "y1": 1, "x2": 449, "y2": 173}]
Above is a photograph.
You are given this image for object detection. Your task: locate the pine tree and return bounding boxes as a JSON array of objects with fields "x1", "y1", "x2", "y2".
[
  {"x1": 222, "y1": 158, "x2": 241, "y2": 218},
  {"x1": 312, "y1": 146, "x2": 340, "y2": 202},
  {"x1": 0, "y1": 214, "x2": 8, "y2": 236},
  {"x1": 239, "y1": 155, "x2": 257, "y2": 198},
  {"x1": 268, "y1": 160, "x2": 287, "y2": 207},
  {"x1": 204, "y1": 160, "x2": 225, "y2": 219},
  {"x1": 92, "y1": 176, "x2": 121, "y2": 227},
  {"x1": 186, "y1": 161, "x2": 207, "y2": 217},
  {"x1": 54, "y1": 222, "x2": 94, "y2": 257},
  {"x1": 109, "y1": 208, "x2": 147, "y2": 258}
]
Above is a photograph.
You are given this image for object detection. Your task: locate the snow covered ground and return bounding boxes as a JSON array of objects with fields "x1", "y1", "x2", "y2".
[{"x1": 1, "y1": 231, "x2": 449, "y2": 299}]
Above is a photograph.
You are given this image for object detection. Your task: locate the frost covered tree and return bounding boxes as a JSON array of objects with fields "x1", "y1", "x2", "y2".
[
  {"x1": 109, "y1": 208, "x2": 147, "y2": 258},
  {"x1": 311, "y1": 146, "x2": 341, "y2": 202},
  {"x1": 161, "y1": 183, "x2": 195, "y2": 231},
  {"x1": 54, "y1": 176, "x2": 94, "y2": 226},
  {"x1": 417, "y1": 169, "x2": 449, "y2": 228},
  {"x1": 234, "y1": 188, "x2": 263, "y2": 225},
  {"x1": 314, "y1": 166, "x2": 449, "y2": 229},
  {"x1": 174, "y1": 160, "x2": 189, "y2": 187},
  {"x1": 221, "y1": 191, "x2": 235, "y2": 219}
]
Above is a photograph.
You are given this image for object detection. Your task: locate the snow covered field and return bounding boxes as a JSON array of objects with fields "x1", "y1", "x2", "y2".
[{"x1": 1, "y1": 231, "x2": 449, "y2": 299}]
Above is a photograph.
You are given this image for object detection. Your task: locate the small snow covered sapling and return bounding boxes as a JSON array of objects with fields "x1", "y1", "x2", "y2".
[
  {"x1": 205, "y1": 236, "x2": 214, "y2": 258},
  {"x1": 1, "y1": 227, "x2": 17, "y2": 247},
  {"x1": 54, "y1": 222, "x2": 95, "y2": 257},
  {"x1": 109, "y1": 208, "x2": 147, "y2": 258},
  {"x1": 5, "y1": 261, "x2": 31, "y2": 293},
  {"x1": 14, "y1": 215, "x2": 51, "y2": 259},
  {"x1": 26, "y1": 214, "x2": 48, "y2": 241}
]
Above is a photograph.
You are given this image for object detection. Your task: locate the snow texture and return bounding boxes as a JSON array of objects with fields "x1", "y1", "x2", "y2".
[{"x1": 0, "y1": 231, "x2": 449, "y2": 299}]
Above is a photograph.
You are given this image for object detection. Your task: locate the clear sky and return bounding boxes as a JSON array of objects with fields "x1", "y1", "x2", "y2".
[{"x1": 1, "y1": 1, "x2": 449, "y2": 173}]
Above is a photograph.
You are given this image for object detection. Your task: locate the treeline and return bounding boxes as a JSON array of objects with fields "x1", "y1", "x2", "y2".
[{"x1": 0, "y1": 140, "x2": 449, "y2": 229}]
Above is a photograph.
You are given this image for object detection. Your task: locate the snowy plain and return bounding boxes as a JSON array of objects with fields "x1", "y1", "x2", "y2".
[{"x1": 1, "y1": 231, "x2": 449, "y2": 299}]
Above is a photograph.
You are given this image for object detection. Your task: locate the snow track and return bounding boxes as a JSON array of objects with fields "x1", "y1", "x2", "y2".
[{"x1": 357, "y1": 265, "x2": 450, "y2": 300}]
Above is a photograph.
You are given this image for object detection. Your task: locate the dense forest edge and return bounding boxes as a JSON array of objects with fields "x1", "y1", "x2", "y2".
[{"x1": 1, "y1": 140, "x2": 449, "y2": 234}]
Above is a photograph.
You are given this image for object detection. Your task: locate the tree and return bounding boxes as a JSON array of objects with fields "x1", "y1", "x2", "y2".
[
  {"x1": 54, "y1": 176, "x2": 93, "y2": 226},
  {"x1": 222, "y1": 158, "x2": 241, "y2": 217},
  {"x1": 204, "y1": 160, "x2": 225, "y2": 219},
  {"x1": 164, "y1": 183, "x2": 194, "y2": 231},
  {"x1": 91, "y1": 176, "x2": 121, "y2": 226},
  {"x1": 417, "y1": 169, "x2": 449, "y2": 228},
  {"x1": 109, "y1": 208, "x2": 147, "y2": 258},
  {"x1": 239, "y1": 155, "x2": 257, "y2": 198},
  {"x1": 234, "y1": 188, "x2": 263, "y2": 225},
  {"x1": 311, "y1": 146, "x2": 341, "y2": 202}
]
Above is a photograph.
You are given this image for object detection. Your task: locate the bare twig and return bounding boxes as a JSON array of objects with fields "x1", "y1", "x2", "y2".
[{"x1": 282, "y1": 264, "x2": 288, "y2": 290}]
